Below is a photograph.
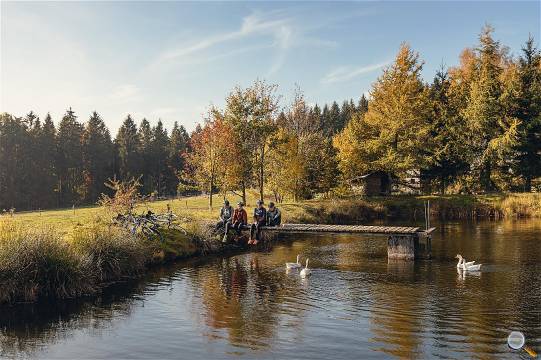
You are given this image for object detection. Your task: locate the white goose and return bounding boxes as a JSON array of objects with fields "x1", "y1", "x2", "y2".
[
  {"x1": 286, "y1": 254, "x2": 302, "y2": 270},
  {"x1": 456, "y1": 254, "x2": 482, "y2": 271},
  {"x1": 456, "y1": 254, "x2": 475, "y2": 269},
  {"x1": 300, "y1": 259, "x2": 312, "y2": 278}
]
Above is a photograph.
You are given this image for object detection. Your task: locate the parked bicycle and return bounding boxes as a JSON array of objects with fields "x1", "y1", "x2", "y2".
[{"x1": 112, "y1": 209, "x2": 187, "y2": 242}]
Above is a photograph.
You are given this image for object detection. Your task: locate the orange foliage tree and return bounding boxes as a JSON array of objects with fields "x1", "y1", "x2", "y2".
[{"x1": 188, "y1": 109, "x2": 237, "y2": 208}]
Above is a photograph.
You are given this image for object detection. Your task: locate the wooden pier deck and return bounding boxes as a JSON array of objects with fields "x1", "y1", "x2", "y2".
[
  {"x1": 261, "y1": 223, "x2": 433, "y2": 236},
  {"x1": 258, "y1": 224, "x2": 436, "y2": 260}
]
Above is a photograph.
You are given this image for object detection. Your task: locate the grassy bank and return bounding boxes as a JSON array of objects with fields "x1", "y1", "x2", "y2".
[
  {"x1": 1, "y1": 192, "x2": 539, "y2": 305},
  {"x1": 0, "y1": 219, "x2": 204, "y2": 305}
]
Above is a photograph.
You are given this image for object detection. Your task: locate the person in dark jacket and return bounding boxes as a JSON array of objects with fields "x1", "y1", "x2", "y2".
[
  {"x1": 224, "y1": 202, "x2": 247, "y2": 242},
  {"x1": 249, "y1": 200, "x2": 266, "y2": 245},
  {"x1": 216, "y1": 200, "x2": 233, "y2": 232},
  {"x1": 266, "y1": 202, "x2": 281, "y2": 226}
]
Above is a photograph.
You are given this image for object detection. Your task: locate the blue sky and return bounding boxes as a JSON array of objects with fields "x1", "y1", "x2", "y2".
[{"x1": 1, "y1": 1, "x2": 539, "y2": 133}]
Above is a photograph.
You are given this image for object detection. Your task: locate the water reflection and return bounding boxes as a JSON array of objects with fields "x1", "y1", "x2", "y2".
[
  {"x1": 0, "y1": 220, "x2": 540, "y2": 359},
  {"x1": 192, "y1": 255, "x2": 289, "y2": 350}
]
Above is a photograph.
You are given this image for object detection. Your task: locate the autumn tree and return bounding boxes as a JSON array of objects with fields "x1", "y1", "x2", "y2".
[
  {"x1": 334, "y1": 43, "x2": 432, "y2": 184},
  {"x1": 267, "y1": 88, "x2": 339, "y2": 200},
  {"x1": 224, "y1": 80, "x2": 279, "y2": 203},
  {"x1": 188, "y1": 109, "x2": 234, "y2": 208}
]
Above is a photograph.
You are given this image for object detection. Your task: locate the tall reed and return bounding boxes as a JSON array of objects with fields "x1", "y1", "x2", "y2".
[
  {"x1": 0, "y1": 220, "x2": 94, "y2": 304},
  {"x1": 70, "y1": 224, "x2": 150, "y2": 283}
]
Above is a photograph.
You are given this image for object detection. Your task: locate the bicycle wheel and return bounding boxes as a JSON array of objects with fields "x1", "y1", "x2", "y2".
[
  {"x1": 140, "y1": 226, "x2": 155, "y2": 241},
  {"x1": 150, "y1": 226, "x2": 164, "y2": 242},
  {"x1": 168, "y1": 223, "x2": 188, "y2": 235}
]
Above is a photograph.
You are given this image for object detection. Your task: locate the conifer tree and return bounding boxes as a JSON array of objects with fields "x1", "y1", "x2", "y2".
[
  {"x1": 329, "y1": 101, "x2": 341, "y2": 135},
  {"x1": 320, "y1": 104, "x2": 330, "y2": 134},
  {"x1": 138, "y1": 118, "x2": 153, "y2": 193},
  {"x1": 510, "y1": 36, "x2": 541, "y2": 190},
  {"x1": 463, "y1": 25, "x2": 518, "y2": 192},
  {"x1": 425, "y1": 69, "x2": 469, "y2": 193},
  {"x1": 115, "y1": 114, "x2": 141, "y2": 181},
  {"x1": 167, "y1": 121, "x2": 189, "y2": 195},
  {"x1": 56, "y1": 108, "x2": 84, "y2": 206},
  {"x1": 0, "y1": 114, "x2": 32, "y2": 209},
  {"x1": 38, "y1": 113, "x2": 58, "y2": 208},
  {"x1": 358, "y1": 94, "x2": 369, "y2": 114},
  {"x1": 152, "y1": 120, "x2": 169, "y2": 195},
  {"x1": 312, "y1": 104, "x2": 322, "y2": 130},
  {"x1": 82, "y1": 111, "x2": 114, "y2": 202}
]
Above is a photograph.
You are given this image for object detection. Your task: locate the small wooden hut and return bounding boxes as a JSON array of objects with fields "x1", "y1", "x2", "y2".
[{"x1": 350, "y1": 171, "x2": 392, "y2": 196}]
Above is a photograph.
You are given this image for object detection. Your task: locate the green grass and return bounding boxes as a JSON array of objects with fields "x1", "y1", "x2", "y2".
[{"x1": 7, "y1": 192, "x2": 541, "y2": 235}]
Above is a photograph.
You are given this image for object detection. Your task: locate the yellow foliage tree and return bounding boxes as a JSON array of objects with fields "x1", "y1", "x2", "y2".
[{"x1": 334, "y1": 43, "x2": 432, "y2": 182}]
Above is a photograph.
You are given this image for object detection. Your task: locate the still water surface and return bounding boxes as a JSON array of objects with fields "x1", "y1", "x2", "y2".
[{"x1": 1, "y1": 220, "x2": 540, "y2": 359}]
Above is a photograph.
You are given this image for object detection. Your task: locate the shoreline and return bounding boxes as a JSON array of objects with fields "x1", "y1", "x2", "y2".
[{"x1": 1, "y1": 193, "x2": 540, "y2": 306}]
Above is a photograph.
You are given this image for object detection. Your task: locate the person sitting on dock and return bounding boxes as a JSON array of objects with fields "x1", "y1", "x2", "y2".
[
  {"x1": 249, "y1": 200, "x2": 266, "y2": 245},
  {"x1": 224, "y1": 201, "x2": 247, "y2": 242},
  {"x1": 266, "y1": 202, "x2": 281, "y2": 226},
  {"x1": 216, "y1": 200, "x2": 233, "y2": 231}
]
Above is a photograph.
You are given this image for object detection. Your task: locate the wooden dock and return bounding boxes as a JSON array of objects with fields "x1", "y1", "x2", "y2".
[
  {"x1": 259, "y1": 223, "x2": 435, "y2": 261},
  {"x1": 261, "y1": 223, "x2": 427, "y2": 235}
]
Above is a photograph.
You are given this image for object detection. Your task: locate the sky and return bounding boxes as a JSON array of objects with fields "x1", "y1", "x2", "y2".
[{"x1": 1, "y1": 1, "x2": 540, "y2": 134}]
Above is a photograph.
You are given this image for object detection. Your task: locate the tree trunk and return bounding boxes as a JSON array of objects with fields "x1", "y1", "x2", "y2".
[
  {"x1": 241, "y1": 181, "x2": 246, "y2": 205},
  {"x1": 209, "y1": 176, "x2": 214, "y2": 209},
  {"x1": 481, "y1": 160, "x2": 492, "y2": 193},
  {"x1": 525, "y1": 176, "x2": 532, "y2": 192},
  {"x1": 259, "y1": 146, "x2": 265, "y2": 202}
]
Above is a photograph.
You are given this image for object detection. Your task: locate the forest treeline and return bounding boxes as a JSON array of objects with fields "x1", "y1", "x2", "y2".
[{"x1": 1, "y1": 25, "x2": 540, "y2": 211}]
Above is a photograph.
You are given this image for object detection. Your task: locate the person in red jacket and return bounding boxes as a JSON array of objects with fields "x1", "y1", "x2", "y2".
[{"x1": 224, "y1": 202, "x2": 247, "y2": 242}]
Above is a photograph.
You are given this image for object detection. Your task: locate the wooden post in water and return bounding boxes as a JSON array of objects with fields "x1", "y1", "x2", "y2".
[{"x1": 387, "y1": 235, "x2": 417, "y2": 260}]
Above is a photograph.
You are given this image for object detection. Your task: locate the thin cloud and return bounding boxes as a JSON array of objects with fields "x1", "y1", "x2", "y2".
[
  {"x1": 108, "y1": 84, "x2": 140, "y2": 102},
  {"x1": 154, "y1": 13, "x2": 291, "y2": 64},
  {"x1": 150, "y1": 11, "x2": 338, "y2": 75},
  {"x1": 321, "y1": 61, "x2": 390, "y2": 84}
]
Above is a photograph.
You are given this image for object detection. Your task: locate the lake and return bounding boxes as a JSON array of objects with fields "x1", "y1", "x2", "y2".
[{"x1": 1, "y1": 220, "x2": 540, "y2": 359}]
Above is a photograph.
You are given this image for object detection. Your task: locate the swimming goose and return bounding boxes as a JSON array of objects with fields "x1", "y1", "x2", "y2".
[
  {"x1": 456, "y1": 254, "x2": 475, "y2": 269},
  {"x1": 286, "y1": 254, "x2": 301, "y2": 270},
  {"x1": 300, "y1": 259, "x2": 312, "y2": 278},
  {"x1": 456, "y1": 254, "x2": 482, "y2": 271}
]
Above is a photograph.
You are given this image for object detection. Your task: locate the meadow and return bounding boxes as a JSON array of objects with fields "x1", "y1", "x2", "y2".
[{"x1": 9, "y1": 191, "x2": 541, "y2": 233}]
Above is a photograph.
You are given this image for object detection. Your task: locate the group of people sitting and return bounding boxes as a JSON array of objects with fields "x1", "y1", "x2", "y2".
[{"x1": 216, "y1": 199, "x2": 281, "y2": 245}]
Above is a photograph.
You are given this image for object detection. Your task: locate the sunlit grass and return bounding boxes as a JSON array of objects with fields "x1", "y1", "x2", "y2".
[{"x1": 7, "y1": 192, "x2": 541, "y2": 237}]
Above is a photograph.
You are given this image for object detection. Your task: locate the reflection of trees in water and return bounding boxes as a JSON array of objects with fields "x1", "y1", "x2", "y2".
[
  {"x1": 189, "y1": 254, "x2": 304, "y2": 350},
  {"x1": 368, "y1": 260, "x2": 425, "y2": 358},
  {"x1": 0, "y1": 264, "x2": 182, "y2": 358}
]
